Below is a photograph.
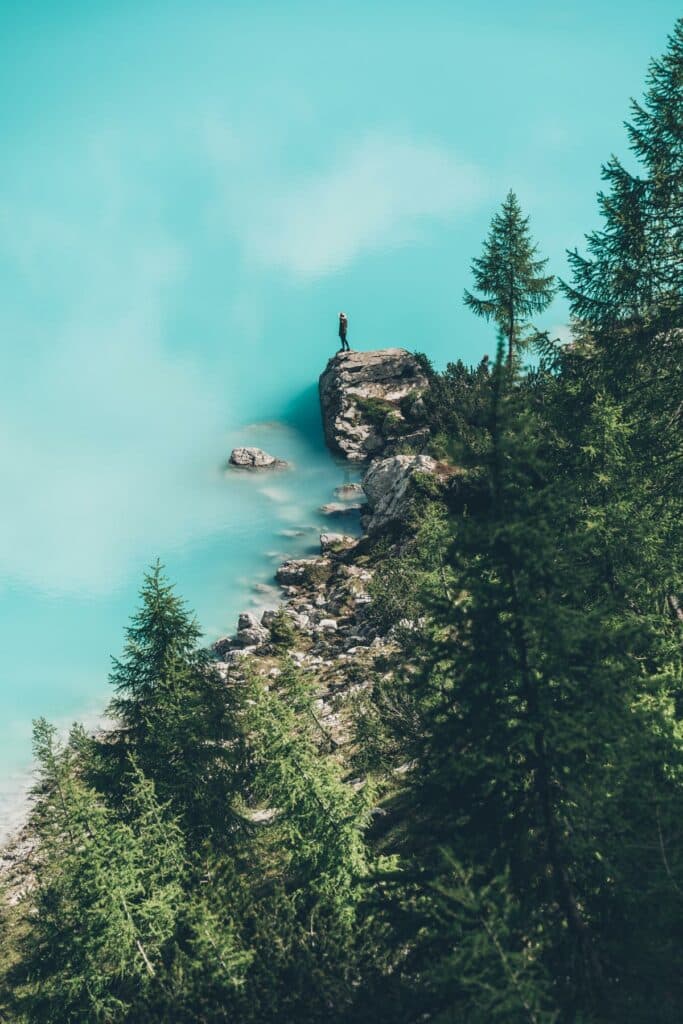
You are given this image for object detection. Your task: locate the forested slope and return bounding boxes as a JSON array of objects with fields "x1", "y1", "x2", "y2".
[{"x1": 1, "y1": 20, "x2": 682, "y2": 1024}]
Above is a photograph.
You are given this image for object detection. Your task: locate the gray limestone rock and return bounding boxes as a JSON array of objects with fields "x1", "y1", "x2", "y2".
[
  {"x1": 318, "y1": 348, "x2": 428, "y2": 461},
  {"x1": 362, "y1": 454, "x2": 439, "y2": 534},
  {"x1": 275, "y1": 557, "x2": 331, "y2": 587},
  {"x1": 320, "y1": 532, "x2": 357, "y2": 554},
  {"x1": 334, "y1": 482, "x2": 364, "y2": 499},
  {"x1": 229, "y1": 447, "x2": 288, "y2": 470},
  {"x1": 212, "y1": 636, "x2": 235, "y2": 658},
  {"x1": 320, "y1": 502, "x2": 363, "y2": 516},
  {"x1": 235, "y1": 611, "x2": 269, "y2": 647}
]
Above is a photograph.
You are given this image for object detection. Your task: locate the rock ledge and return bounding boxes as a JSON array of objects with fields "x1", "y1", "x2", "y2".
[{"x1": 318, "y1": 349, "x2": 428, "y2": 461}]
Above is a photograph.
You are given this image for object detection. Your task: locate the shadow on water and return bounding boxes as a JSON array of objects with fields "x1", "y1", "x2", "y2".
[
  {"x1": 278, "y1": 382, "x2": 325, "y2": 449},
  {"x1": 277, "y1": 382, "x2": 363, "y2": 488}
]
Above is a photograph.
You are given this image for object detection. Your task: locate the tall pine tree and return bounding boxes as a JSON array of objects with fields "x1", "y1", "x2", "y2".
[
  {"x1": 465, "y1": 191, "x2": 555, "y2": 368},
  {"x1": 97, "y1": 561, "x2": 246, "y2": 845}
]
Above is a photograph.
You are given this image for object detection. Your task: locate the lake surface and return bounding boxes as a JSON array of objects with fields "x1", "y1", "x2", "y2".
[
  {"x1": 3, "y1": 0, "x2": 674, "y2": 837},
  {"x1": 0, "y1": 400, "x2": 361, "y2": 838}
]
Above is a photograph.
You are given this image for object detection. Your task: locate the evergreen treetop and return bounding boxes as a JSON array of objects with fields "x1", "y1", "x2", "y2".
[{"x1": 464, "y1": 191, "x2": 555, "y2": 368}]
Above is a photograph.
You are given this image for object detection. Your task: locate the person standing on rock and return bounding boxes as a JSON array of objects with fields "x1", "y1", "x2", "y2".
[{"x1": 338, "y1": 312, "x2": 350, "y2": 352}]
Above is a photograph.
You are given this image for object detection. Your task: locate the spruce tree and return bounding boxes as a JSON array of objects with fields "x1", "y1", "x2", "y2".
[
  {"x1": 228, "y1": 661, "x2": 374, "y2": 1023},
  {"x1": 465, "y1": 192, "x2": 555, "y2": 368},
  {"x1": 9, "y1": 721, "x2": 187, "y2": 1022},
  {"x1": 375, "y1": 343, "x2": 683, "y2": 1020},
  {"x1": 564, "y1": 18, "x2": 683, "y2": 516},
  {"x1": 98, "y1": 562, "x2": 245, "y2": 844},
  {"x1": 566, "y1": 18, "x2": 683, "y2": 348}
]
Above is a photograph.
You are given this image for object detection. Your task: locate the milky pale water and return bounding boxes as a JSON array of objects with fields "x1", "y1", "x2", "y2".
[{"x1": 0, "y1": 402, "x2": 361, "y2": 837}]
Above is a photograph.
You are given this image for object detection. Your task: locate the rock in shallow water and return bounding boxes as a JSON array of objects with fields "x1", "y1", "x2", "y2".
[
  {"x1": 228, "y1": 447, "x2": 288, "y2": 470},
  {"x1": 235, "y1": 610, "x2": 270, "y2": 647},
  {"x1": 275, "y1": 557, "x2": 331, "y2": 587},
  {"x1": 320, "y1": 502, "x2": 363, "y2": 516},
  {"x1": 334, "y1": 483, "x2": 364, "y2": 499}
]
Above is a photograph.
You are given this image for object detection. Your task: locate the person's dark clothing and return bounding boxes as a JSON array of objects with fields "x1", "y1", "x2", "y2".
[{"x1": 338, "y1": 314, "x2": 350, "y2": 351}]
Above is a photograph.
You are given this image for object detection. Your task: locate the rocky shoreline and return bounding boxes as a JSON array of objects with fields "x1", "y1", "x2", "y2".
[
  {"x1": 0, "y1": 348, "x2": 435, "y2": 892},
  {"x1": 207, "y1": 348, "x2": 437, "y2": 739}
]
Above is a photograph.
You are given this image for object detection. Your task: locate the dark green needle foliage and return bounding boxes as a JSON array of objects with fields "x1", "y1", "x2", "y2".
[
  {"x1": 8, "y1": 722, "x2": 187, "y2": 1023},
  {"x1": 99, "y1": 561, "x2": 246, "y2": 843},
  {"x1": 464, "y1": 191, "x2": 555, "y2": 368},
  {"x1": 564, "y1": 18, "x2": 683, "y2": 514}
]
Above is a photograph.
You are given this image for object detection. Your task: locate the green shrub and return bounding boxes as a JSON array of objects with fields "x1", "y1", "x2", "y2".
[
  {"x1": 269, "y1": 608, "x2": 296, "y2": 650},
  {"x1": 353, "y1": 396, "x2": 395, "y2": 428}
]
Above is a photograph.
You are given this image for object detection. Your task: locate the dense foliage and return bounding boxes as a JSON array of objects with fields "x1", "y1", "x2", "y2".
[
  {"x1": 464, "y1": 189, "x2": 555, "y2": 368},
  {"x1": 1, "y1": 20, "x2": 682, "y2": 1023}
]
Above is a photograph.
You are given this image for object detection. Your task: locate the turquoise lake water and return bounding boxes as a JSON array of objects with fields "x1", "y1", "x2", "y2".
[
  {"x1": 2, "y1": 1, "x2": 680, "y2": 834},
  {"x1": 0, "y1": 403, "x2": 362, "y2": 836}
]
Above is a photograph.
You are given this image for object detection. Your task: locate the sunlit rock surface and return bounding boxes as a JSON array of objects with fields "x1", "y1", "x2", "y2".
[
  {"x1": 229, "y1": 447, "x2": 288, "y2": 469},
  {"x1": 362, "y1": 454, "x2": 439, "y2": 534},
  {"x1": 318, "y1": 349, "x2": 428, "y2": 461}
]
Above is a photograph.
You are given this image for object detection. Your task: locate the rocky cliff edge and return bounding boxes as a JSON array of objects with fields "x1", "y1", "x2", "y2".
[{"x1": 318, "y1": 348, "x2": 429, "y2": 462}]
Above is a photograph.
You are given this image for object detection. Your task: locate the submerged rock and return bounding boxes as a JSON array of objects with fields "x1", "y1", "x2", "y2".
[
  {"x1": 320, "y1": 501, "x2": 363, "y2": 516},
  {"x1": 318, "y1": 348, "x2": 428, "y2": 461},
  {"x1": 334, "y1": 482, "x2": 364, "y2": 499},
  {"x1": 275, "y1": 557, "x2": 331, "y2": 587},
  {"x1": 229, "y1": 447, "x2": 288, "y2": 470}
]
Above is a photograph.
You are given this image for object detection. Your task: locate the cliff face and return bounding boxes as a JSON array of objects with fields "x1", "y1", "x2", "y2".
[
  {"x1": 362, "y1": 453, "x2": 439, "y2": 534},
  {"x1": 318, "y1": 348, "x2": 443, "y2": 533},
  {"x1": 318, "y1": 348, "x2": 428, "y2": 462},
  {"x1": 207, "y1": 349, "x2": 439, "y2": 711}
]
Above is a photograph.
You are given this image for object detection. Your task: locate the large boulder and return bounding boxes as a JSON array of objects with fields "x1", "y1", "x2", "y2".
[
  {"x1": 275, "y1": 557, "x2": 331, "y2": 587},
  {"x1": 229, "y1": 447, "x2": 288, "y2": 470},
  {"x1": 318, "y1": 349, "x2": 428, "y2": 461},
  {"x1": 235, "y1": 611, "x2": 270, "y2": 647},
  {"x1": 362, "y1": 454, "x2": 438, "y2": 534}
]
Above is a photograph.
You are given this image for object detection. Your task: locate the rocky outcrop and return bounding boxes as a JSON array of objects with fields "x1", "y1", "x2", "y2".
[
  {"x1": 334, "y1": 483, "x2": 364, "y2": 499},
  {"x1": 229, "y1": 447, "x2": 288, "y2": 470},
  {"x1": 320, "y1": 532, "x2": 357, "y2": 554},
  {"x1": 320, "y1": 501, "x2": 363, "y2": 517},
  {"x1": 1, "y1": 351, "x2": 439, "y2": 899},
  {"x1": 275, "y1": 557, "x2": 331, "y2": 587},
  {"x1": 235, "y1": 612, "x2": 270, "y2": 647},
  {"x1": 362, "y1": 454, "x2": 439, "y2": 534},
  {"x1": 318, "y1": 349, "x2": 428, "y2": 461}
]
